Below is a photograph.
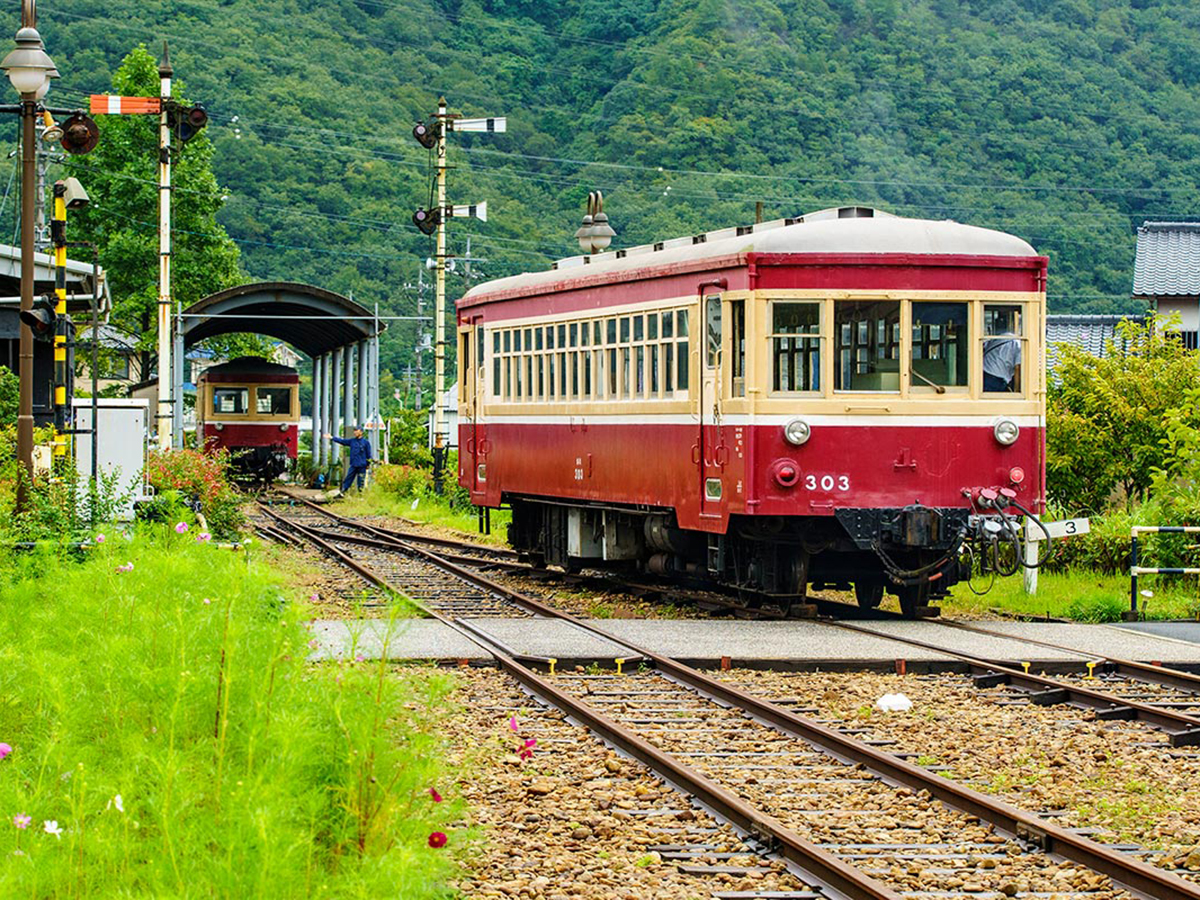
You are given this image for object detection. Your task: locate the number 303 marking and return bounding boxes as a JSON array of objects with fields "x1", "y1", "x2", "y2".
[{"x1": 804, "y1": 474, "x2": 850, "y2": 492}]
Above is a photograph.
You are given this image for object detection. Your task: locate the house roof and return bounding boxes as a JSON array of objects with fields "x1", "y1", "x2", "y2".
[
  {"x1": 1045, "y1": 314, "x2": 1142, "y2": 371},
  {"x1": 1132, "y1": 222, "x2": 1200, "y2": 297}
]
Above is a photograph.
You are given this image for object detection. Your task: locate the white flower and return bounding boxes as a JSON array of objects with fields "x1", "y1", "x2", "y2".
[
  {"x1": 107, "y1": 794, "x2": 124, "y2": 813},
  {"x1": 43, "y1": 820, "x2": 63, "y2": 839}
]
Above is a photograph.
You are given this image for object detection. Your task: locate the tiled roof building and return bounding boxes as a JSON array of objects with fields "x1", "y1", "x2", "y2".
[
  {"x1": 1044, "y1": 314, "x2": 1139, "y2": 372},
  {"x1": 1133, "y1": 221, "x2": 1200, "y2": 348}
]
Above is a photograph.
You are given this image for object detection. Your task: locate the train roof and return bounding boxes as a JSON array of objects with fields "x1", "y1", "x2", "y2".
[
  {"x1": 461, "y1": 207, "x2": 1040, "y2": 307},
  {"x1": 198, "y1": 356, "x2": 298, "y2": 379}
]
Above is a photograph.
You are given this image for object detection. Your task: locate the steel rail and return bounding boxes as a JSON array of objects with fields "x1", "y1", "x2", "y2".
[
  {"x1": 257, "y1": 501, "x2": 899, "y2": 900},
  {"x1": 937, "y1": 619, "x2": 1200, "y2": 693},
  {"x1": 831, "y1": 622, "x2": 1200, "y2": 747},
  {"x1": 262, "y1": 502, "x2": 1200, "y2": 900}
]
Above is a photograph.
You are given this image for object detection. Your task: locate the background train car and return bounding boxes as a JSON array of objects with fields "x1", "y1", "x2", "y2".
[
  {"x1": 456, "y1": 207, "x2": 1047, "y2": 617},
  {"x1": 196, "y1": 357, "x2": 299, "y2": 480}
]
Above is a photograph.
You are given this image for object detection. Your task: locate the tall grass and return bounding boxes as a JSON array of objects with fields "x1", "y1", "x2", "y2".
[{"x1": 0, "y1": 528, "x2": 461, "y2": 897}]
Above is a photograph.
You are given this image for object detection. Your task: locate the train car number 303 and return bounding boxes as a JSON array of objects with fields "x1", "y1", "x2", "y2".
[{"x1": 806, "y1": 474, "x2": 850, "y2": 491}]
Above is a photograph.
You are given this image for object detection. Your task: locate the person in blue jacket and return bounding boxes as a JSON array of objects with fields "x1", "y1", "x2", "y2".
[{"x1": 324, "y1": 426, "x2": 372, "y2": 494}]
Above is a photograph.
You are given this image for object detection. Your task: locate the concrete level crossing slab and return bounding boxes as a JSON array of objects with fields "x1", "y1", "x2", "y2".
[
  {"x1": 306, "y1": 616, "x2": 1200, "y2": 668},
  {"x1": 953, "y1": 621, "x2": 1200, "y2": 664}
]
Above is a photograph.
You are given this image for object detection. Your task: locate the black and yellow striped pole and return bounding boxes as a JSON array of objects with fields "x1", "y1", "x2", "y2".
[{"x1": 50, "y1": 179, "x2": 67, "y2": 457}]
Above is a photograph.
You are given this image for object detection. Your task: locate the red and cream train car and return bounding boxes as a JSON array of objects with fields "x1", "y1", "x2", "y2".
[
  {"x1": 456, "y1": 208, "x2": 1046, "y2": 616},
  {"x1": 196, "y1": 356, "x2": 300, "y2": 480}
]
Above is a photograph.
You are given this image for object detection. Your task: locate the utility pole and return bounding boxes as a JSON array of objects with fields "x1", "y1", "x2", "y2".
[
  {"x1": 411, "y1": 98, "x2": 502, "y2": 493},
  {"x1": 155, "y1": 43, "x2": 172, "y2": 452}
]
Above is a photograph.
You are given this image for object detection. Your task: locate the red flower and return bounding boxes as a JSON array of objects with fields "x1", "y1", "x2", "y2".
[
  {"x1": 428, "y1": 831, "x2": 448, "y2": 848},
  {"x1": 428, "y1": 787, "x2": 443, "y2": 803}
]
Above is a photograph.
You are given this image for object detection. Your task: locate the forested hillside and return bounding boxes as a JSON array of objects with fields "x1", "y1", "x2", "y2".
[{"x1": 12, "y1": 0, "x2": 1200, "y2": 389}]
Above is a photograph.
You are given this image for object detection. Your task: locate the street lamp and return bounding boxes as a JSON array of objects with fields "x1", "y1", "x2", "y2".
[{"x1": 1, "y1": 24, "x2": 57, "y2": 512}]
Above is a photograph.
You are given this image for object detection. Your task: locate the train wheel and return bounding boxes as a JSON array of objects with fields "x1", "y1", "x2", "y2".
[
  {"x1": 854, "y1": 580, "x2": 884, "y2": 610},
  {"x1": 895, "y1": 581, "x2": 931, "y2": 619}
]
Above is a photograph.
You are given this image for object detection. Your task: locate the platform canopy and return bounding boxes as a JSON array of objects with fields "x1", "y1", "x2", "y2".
[{"x1": 180, "y1": 282, "x2": 383, "y2": 356}]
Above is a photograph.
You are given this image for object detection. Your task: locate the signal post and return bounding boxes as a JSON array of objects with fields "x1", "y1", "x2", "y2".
[
  {"x1": 90, "y1": 44, "x2": 207, "y2": 452},
  {"x1": 411, "y1": 98, "x2": 502, "y2": 492}
]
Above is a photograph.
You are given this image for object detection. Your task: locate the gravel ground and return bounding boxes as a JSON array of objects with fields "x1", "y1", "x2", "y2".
[
  {"x1": 719, "y1": 669, "x2": 1200, "y2": 871},
  {"x1": 442, "y1": 666, "x2": 812, "y2": 899}
]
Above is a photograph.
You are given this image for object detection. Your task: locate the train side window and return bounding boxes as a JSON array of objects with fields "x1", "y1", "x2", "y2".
[
  {"x1": 770, "y1": 302, "x2": 820, "y2": 393},
  {"x1": 705, "y1": 296, "x2": 722, "y2": 368},
  {"x1": 677, "y1": 309, "x2": 690, "y2": 393},
  {"x1": 213, "y1": 388, "x2": 248, "y2": 414},
  {"x1": 256, "y1": 387, "x2": 291, "y2": 414},
  {"x1": 834, "y1": 300, "x2": 900, "y2": 392},
  {"x1": 730, "y1": 300, "x2": 745, "y2": 397},
  {"x1": 911, "y1": 302, "x2": 967, "y2": 390},
  {"x1": 503, "y1": 330, "x2": 511, "y2": 353},
  {"x1": 982, "y1": 304, "x2": 1024, "y2": 394}
]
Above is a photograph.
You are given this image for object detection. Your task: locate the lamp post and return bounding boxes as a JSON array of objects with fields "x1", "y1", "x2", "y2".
[{"x1": 0, "y1": 22, "x2": 57, "y2": 512}]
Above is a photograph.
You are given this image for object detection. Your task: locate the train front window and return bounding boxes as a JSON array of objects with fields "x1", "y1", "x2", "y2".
[
  {"x1": 910, "y1": 302, "x2": 968, "y2": 390},
  {"x1": 835, "y1": 300, "x2": 900, "y2": 392},
  {"x1": 770, "y1": 302, "x2": 820, "y2": 393},
  {"x1": 213, "y1": 388, "x2": 248, "y2": 414},
  {"x1": 983, "y1": 304, "x2": 1024, "y2": 394},
  {"x1": 256, "y1": 387, "x2": 292, "y2": 415}
]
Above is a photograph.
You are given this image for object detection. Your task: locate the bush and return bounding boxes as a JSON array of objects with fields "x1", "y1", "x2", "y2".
[
  {"x1": 375, "y1": 463, "x2": 433, "y2": 499},
  {"x1": 387, "y1": 410, "x2": 433, "y2": 469},
  {"x1": 145, "y1": 447, "x2": 244, "y2": 537}
]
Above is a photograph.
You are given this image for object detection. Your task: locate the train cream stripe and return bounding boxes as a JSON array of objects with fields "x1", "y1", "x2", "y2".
[
  {"x1": 473, "y1": 414, "x2": 1043, "y2": 428},
  {"x1": 204, "y1": 420, "x2": 300, "y2": 426},
  {"x1": 479, "y1": 288, "x2": 1041, "y2": 328}
]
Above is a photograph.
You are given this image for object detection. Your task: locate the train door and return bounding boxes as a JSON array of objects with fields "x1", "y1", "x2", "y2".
[
  {"x1": 698, "y1": 289, "x2": 724, "y2": 517},
  {"x1": 462, "y1": 316, "x2": 486, "y2": 494}
]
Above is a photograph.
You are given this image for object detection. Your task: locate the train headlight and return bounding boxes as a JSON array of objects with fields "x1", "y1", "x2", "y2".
[
  {"x1": 993, "y1": 419, "x2": 1019, "y2": 446},
  {"x1": 783, "y1": 418, "x2": 811, "y2": 446},
  {"x1": 279, "y1": 423, "x2": 288, "y2": 432},
  {"x1": 214, "y1": 422, "x2": 224, "y2": 431}
]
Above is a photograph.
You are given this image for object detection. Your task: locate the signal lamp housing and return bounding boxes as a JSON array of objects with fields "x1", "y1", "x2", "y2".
[
  {"x1": 20, "y1": 294, "x2": 57, "y2": 337},
  {"x1": 59, "y1": 112, "x2": 100, "y2": 155},
  {"x1": 412, "y1": 121, "x2": 439, "y2": 149},
  {"x1": 412, "y1": 207, "x2": 442, "y2": 235}
]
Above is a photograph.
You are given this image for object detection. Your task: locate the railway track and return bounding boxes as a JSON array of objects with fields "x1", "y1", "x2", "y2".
[
  {"x1": 831, "y1": 621, "x2": 1200, "y2": 747},
  {"x1": 255, "y1": 499, "x2": 1200, "y2": 900}
]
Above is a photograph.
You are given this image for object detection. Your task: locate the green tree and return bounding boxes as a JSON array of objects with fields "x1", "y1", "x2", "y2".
[
  {"x1": 1047, "y1": 317, "x2": 1200, "y2": 514},
  {"x1": 65, "y1": 45, "x2": 250, "y2": 375}
]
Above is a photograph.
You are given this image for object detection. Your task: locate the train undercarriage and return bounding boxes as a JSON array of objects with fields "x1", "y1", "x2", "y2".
[{"x1": 506, "y1": 498, "x2": 983, "y2": 618}]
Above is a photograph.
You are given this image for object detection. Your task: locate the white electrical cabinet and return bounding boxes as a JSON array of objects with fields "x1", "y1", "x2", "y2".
[{"x1": 73, "y1": 398, "x2": 150, "y2": 520}]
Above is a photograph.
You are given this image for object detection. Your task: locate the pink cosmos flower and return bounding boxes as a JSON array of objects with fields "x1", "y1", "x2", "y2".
[
  {"x1": 308, "y1": 639, "x2": 319, "y2": 650},
  {"x1": 427, "y1": 831, "x2": 447, "y2": 848},
  {"x1": 13, "y1": 813, "x2": 30, "y2": 829},
  {"x1": 509, "y1": 716, "x2": 519, "y2": 732},
  {"x1": 429, "y1": 787, "x2": 443, "y2": 803},
  {"x1": 203, "y1": 598, "x2": 212, "y2": 605},
  {"x1": 174, "y1": 522, "x2": 189, "y2": 534},
  {"x1": 115, "y1": 562, "x2": 134, "y2": 573},
  {"x1": 195, "y1": 532, "x2": 211, "y2": 543},
  {"x1": 354, "y1": 655, "x2": 365, "y2": 663},
  {"x1": 94, "y1": 534, "x2": 105, "y2": 544},
  {"x1": 524, "y1": 738, "x2": 537, "y2": 749},
  {"x1": 0, "y1": 742, "x2": 11, "y2": 761}
]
